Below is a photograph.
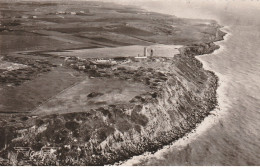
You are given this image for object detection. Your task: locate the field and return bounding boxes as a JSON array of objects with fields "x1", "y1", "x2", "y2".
[
  {"x1": 0, "y1": 0, "x2": 219, "y2": 116},
  {"x1": 33, "y1": 78, "x2": 150, "y2": 115}
]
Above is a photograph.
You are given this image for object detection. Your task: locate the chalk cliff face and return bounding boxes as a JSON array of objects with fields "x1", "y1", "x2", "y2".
[{"x1": 91, "y1": 43, "x2": 220, "y2": 165}]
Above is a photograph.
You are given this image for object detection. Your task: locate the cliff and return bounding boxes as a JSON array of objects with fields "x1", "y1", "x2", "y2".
[
  {"x1": 0, "y1": 1, "x2": 227, "y2": 165},
  {"x1": 0, "y1": 39, "x2": 226, "y2": 165}
]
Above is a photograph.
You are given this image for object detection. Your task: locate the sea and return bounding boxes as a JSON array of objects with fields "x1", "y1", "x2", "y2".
[{"x1": 116, "y1": 0, "x2": 260, "y2": 165}]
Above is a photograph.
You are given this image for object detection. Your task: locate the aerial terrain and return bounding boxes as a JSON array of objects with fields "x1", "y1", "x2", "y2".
[{"x1": 0, "y1": 0, "x2": 225, "y2": 165}]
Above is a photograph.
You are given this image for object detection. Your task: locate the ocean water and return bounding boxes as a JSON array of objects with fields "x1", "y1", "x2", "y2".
[{"x1": 118, "y1": 0, "x2": 260, "y2": 165}]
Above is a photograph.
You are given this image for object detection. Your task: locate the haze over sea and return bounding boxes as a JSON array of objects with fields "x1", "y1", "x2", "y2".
[{"x1": 112, "y1": 0, "x2": 260, "y2": 165}]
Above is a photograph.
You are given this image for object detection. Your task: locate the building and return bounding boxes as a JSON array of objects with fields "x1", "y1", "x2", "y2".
[
  {"x1": 135, "y1": 47, "x2": 151, "y2": 60},
  {"x1": 40, "y1": 147, "x2": 58, "y2": 156}
]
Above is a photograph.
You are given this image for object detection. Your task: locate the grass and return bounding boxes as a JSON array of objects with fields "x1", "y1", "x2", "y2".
[
  {"x1": 32, "y1": 77, "x2": 150, "y2": 116},
  {"x1": 0, "y1": 66, "x2": 87, "y2": 113}
]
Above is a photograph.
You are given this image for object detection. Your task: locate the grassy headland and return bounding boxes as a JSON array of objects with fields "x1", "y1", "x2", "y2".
[{"x1": 0, "y1": 1, "x2": 225, "y2": 165}]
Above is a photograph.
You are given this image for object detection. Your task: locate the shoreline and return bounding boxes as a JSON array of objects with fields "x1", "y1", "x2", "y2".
[{"x1": 120, "y1": 27, "x2": 230, "y2": 166}]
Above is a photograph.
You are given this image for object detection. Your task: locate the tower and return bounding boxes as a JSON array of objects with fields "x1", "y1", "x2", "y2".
[
  {"x1": 144, "y1": 47, "x2": 147, "y2": 57},
  {"x1": 150, "y1": 49, "x2": 154, "y2": 57}
]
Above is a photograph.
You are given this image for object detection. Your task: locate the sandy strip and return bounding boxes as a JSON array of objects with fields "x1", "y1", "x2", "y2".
[{"x1": 119, "y1": 27, "x2": 232, "y2": 166}]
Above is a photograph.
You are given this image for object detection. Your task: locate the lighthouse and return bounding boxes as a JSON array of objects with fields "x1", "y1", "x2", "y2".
[{"x1": 144, "y1": 47, "x2": 147, "y2": 57}]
